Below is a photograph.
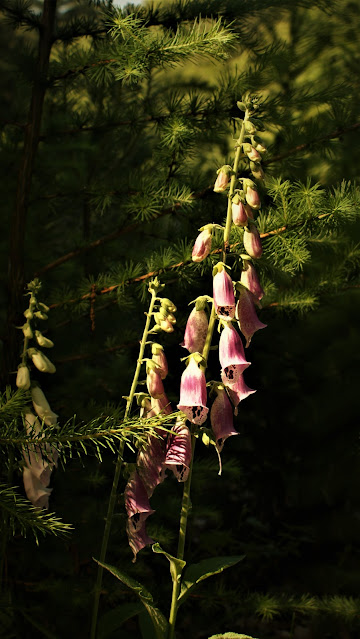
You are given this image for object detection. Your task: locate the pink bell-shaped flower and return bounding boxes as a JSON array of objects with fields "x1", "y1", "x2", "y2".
[
  {"x1": 177, "y1": 354, "x2": 209, "y2": 425},
  {"x1": 210, "y1": 385, "x2": 238, "y2": 453},
  {"x1": 151, "y1": 344, "x2": 168, "y2": 379},
  {"x1": 231, "y1": 199, "x2": 248, "y2": 227},
  {"x1": 146, "y1": 361, "x2": 165, "y2": 399},
  {"x1": 236, "y1": 288, "x2": 267, "y2": 347},
  {"x1": 165, "y1": 418, "x2": 192, "y2": 481},
  {"x1": 192, "y1": 227, "x2": 212, "y2": 262},
  {"x1": 213, "y1": 165, "x2": 232, "y2": 192},
  {"x1": 181, "y1": 306, "x2": 208, "y2": 354},
  {"x1": 223, "y1": 373, "x2": 256, "y2": 415},
  {"x1": 245, "y1": 186, "x2": 261, "y2": 210},
  {"x1": 243, "y1": 223, "x2": 263, "y2": 259},
  {"x1": 240, "y1": 261, "x2": 264, "y2": 303},
  {"x1": 213, "y1": 265, "x2": 235, "y2": 320},
  {"x1": 219, "y1": 322, "x2": 250, "y2": 385}
]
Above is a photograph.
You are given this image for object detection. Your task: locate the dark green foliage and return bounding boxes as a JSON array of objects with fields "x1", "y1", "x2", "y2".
[{"x1": 0, "y1": 0, "x2": 359, "y2": 638}]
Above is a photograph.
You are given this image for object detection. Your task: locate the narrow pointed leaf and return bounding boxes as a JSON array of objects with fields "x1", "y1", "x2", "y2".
[
  {"x1": 95, "y1": 560, "x2": 168, "y2": 639},
  {"x1": 178, "y1": 555, "x2": 245, "y2": 605},
  {"x1": 152, "y1": 542, "x2": 186, "y2": 583}
]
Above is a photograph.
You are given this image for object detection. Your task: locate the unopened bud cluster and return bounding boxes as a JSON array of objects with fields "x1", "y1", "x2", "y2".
[{"x1": 16, "y1": 280, "x2": 58, "y2": 510}]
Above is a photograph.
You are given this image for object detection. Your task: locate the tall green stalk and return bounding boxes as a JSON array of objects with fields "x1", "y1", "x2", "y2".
[
  {"x1": 167, "y1": 111, "x2": 249, "y2": 638},
  {"x1": 91, "y1": 280, "x2": 161, "y2": 639}
]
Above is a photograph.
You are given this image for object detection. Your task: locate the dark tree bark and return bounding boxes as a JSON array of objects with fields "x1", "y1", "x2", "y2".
[{"x1": 2, "y1": 0, "x2": 57, "y2": 384}]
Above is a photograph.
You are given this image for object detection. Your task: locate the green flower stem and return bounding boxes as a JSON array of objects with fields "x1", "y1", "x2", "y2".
[
  {"x1": 222, "y1": 109, "x2": 250, "y2": 262},
  {"x1": 167, "y1": 302, "x2": 217, "y2": 639},
  {"x1": 91, "y1": 285, "x2": 159, "y2": 639}
]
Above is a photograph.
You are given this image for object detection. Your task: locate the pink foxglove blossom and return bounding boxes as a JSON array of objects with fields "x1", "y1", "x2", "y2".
[
  {"x1": 125, "y1": 471, "x2": 155, "y2": 533},
  {"x1": 240, "y1": 262, "x2": 264, "y2": 303},
  {"x1": 246, "y1": 146, "x2": 261, "y2": 161},
  {"x1": 231, "y1": 200, "x2": 248, "y2": 227},
  {"x1": 137, "y1": 436, "x2": 167, "y2": 497},
  {"x1": 181, "y1": 306, "x2": 208, "y2": 354},
  {"x1": 192, "y1": 228, "x2": 212, "y2": 262},
  {"x1": 210, "y1": 386, "x2": 238, "y2": 453},
  {"x1": 165, "y1": 418, "x2": 192, "y2": 481},
  {"x1": 219, "y1": 322, "x2": 250, "y2": 385},
  {"x1": 177, "y1": 355, "x2": 208, "y2": 425},
  {"x1": 245, "y1": 186, "x2": 261, "y2": 210},
  {"x1": 236, "y1": 288, "x2": 267, "y2": 347},
  {"x1": 213, "y1": 267, "x2": 235, "y2": 320},
  {"x1": 224, "y1": 373, "x2": 256, "y2": 415},
  {"x1": 126, "y1": 519, "x2": 154, "y2": 563},
  {"x1": 151, "y1": 344, "x2": 168, "y2": 379},
  {"x1": 146, "y1": 362, "x2": 165, "y2": 399},
  {"x1": 213, "y1": 165, "x2": 232, "y2": 192},
  {"x1": 243, "y1": 224, "x2": 263, "y2": 259},
  {"x1": 245, "y1": 203, "x2": 254, "y2": 220}
]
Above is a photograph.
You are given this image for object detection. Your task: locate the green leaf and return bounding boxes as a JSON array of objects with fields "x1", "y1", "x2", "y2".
[
  {"x1": 95, "y1": 560, "x2": 168, "y2": 639},
  {"x1": 152, "y1": 542, "x2": 186, "y2": 583},
  {"x1": 178, "y1": 555, "x2": 245, "y2": 605},
  {"x1": 98, "y1": 602, "x2": 144, "y2": 639},
  {"x1": 139, "y1": 609, "x2": 158, "y2": 639},
  {"x1": 208, "y1": 634, "x2": 258, "y2": 639}
]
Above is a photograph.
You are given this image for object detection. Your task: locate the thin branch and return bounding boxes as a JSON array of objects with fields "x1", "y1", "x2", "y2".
[
  {"x1": 50, "y1": 58, "x2": 116, "y2": 82},
  {"x1": 264, "y1": 122, "x2": 360, "y2": 166}
]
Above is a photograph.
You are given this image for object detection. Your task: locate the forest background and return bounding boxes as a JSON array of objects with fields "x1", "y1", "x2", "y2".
[{"x1": 0, "y1": 0, "x2": 360, "y2": 638}]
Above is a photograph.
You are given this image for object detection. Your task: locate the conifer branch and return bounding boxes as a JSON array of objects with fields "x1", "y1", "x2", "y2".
[{"x1": 0, "y1": 484, "x2": 72, "y2": 542}]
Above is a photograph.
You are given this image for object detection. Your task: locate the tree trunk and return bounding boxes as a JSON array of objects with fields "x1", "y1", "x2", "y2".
[{"x1": 2, "y1": 0, "x2": 57, "y2": 385}]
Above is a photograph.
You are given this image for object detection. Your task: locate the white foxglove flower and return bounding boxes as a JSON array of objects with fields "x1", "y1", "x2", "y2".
[
  {"x1": 31, "y1": 385, "x2": 58, "y2": 426},
  {"x1": 35, "y1": 331, "x2": 54, "y2": 348},
  {"x1": 29, "y1": 349, "x2": 56, "y2": 374}
]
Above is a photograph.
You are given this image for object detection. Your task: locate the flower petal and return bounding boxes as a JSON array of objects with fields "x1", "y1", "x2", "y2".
[
  {"x1": 177, "y1": 357, "x2": 208, "y2": 425},
  {"x1": 165, "y1": 418, "x2": 192, "y2": 482},
  {"x1": 236, "y1": 289, "x2": 267, "y2": 347}
]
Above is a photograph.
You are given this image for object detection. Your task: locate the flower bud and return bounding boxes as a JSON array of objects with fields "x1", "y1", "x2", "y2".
[
  {"x1": 243, "y1": 224, "x2": 263, "y2": 259},
  {"x1": 35, "y1": 331, "x2": 54, "y2": 348},
  {"x1": 245, "y1": 186, "x2": 261, "y2": 210},
  {"x1": 22, "y1": 323, "x2": 33, "y2": 339},
  {"x1": 250, "y1": 162, "x2": 265, "y2": 180},
  {"x1": 24, "y1": 309, "x2": 33, "y2": 320},
  {"x1": 29, "y1": 349, "x2": 56, "y2": 374},
  {"x1": 255, "y1": 142, "x2": 266, "y2": 153},
  {"x1": 192, "y1": 228, "x2": 212, "y2": 262},
  {"x1": 153, "y1": 313, "x2": 174, "y2": 332},
  {"x1": 231, "y1": 196, "x2": 248, "y2": 227},
  {"x1": 16, "y1": 364, "x2": 31, "y2": 390},
  {"x1": 160, "y1": 298, "x2": 177, "y2": 313},
  {"x1": 31, "y1": 385, "x2": 58, "y2": 426},
  {"x1": 213, "y1": 165, "x2": 232, "y2": 193},
  {"x1": 34, "y1": 311, "x2": 48, "y2": 321},
  {"x1": 181, "y1": 307, "x2": 208, "y2": 354}
]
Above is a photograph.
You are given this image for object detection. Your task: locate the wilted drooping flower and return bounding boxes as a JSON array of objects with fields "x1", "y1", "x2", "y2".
[
  {"x1": 243, "y1": 223, "x2": 263, "y2": 259},
  {"x1": 151, "y1": 343, "x2": 168, "y2": 379},
  {"x1": 213, "y1": 264, "x2": 235, "y2": 320},
  {"x1": 125, "y1": 471, "x2": 154, "y2": 561},
  {"x1": 29, "y1": 349, "x2": 56, "y2": 374},
  {"x1": 177, "y1": 354, "x2": 208, "y2": 425},
  {"x1": 181, "y1": 305, "x2": 208, "y2": 354},
  {"x1": 240, "y1": 261, "x2": 264, "y2": 304},
  {"x1": 219, "y1": 322, "x2": 250, "y2": 386},
  {"x1": 146, "y1": 360, "x2": 165, "y2": 399},
  {"x1": 210, "y1": 385, "x2": 238, "y2": 452},
  {"x1": 224, "y1": 373, "x2": 256, "y2": 414},
  {"x1": 16, "y1": 364, "x2": 30, "y2": 390},
  {"x1": 165, "y1": 418, "x2": 192, "y2": 481},
  {"x1": 236, "y1": 288, "x2": 267, "y2": 347},
  {"x1": 192, "y1": 226, "x2": 212, "y2": 263},
  {"x1": 137, "y1": 436, "x2": 166, "y2": 498},
  {"x1": 213, "y1": 165, "x2": 232, "y2": 192}
]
